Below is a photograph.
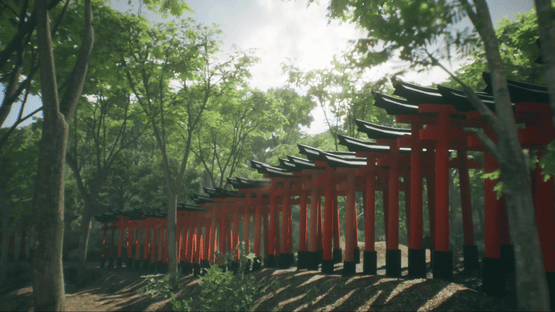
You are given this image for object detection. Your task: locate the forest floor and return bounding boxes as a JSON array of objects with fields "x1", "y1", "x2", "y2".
[{"x1": 0, "y1": 242, "x2": 517, "y2": 311}]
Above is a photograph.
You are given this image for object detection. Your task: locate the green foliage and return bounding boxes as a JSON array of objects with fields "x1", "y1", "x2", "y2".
[
  {"x1": 442, "y1": 8, "x2": 544, "y2": 90},
  {"x1": 138, "y1": 274, "x2": 176, "y2": 299},
  {"x1": 172, "y1": 242, "x2": 262, "y2": 312},
  {"x1": 316, "y1": 0, "x2": 475, "y2": 69}
]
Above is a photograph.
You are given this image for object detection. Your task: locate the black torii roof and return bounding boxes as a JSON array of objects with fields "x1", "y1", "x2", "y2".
[
  {"x1": 297, "y1": 144, "x2": 366, "y2": 168},
  {"x1": 483, "y1": 72, "x2": 549, "y2": 104},
  {"x1": 177, "y1": 203, "x2": 206, "y2": 211},
  {"x1": 227, "y1": 177, "x2": 271, "y2": 189},
  {"x1": 250, "y1": 160, "x2": 296, "y2": 178},
  {"x1": 338, "y1": 134, "x2": 413, "y2": 154},
  {"x1": 203, "y1": 187, "x2": 245, "y2": 199},
  {"x1": 355, "y1": 119, "x2": 410, "y2": 140},
  {"x1": 190, "y1": 193, "x2": 215, "y2": 205},
  {"x1": 287, "y1": 155, "x2": 325, "y2": 171},
  {"x1": 373, "y1": 92, "x2": 422, "y2": 115}
]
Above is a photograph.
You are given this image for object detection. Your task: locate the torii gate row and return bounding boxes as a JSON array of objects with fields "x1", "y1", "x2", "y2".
[
  {"x1": 251, "y1": 144, "x2": 413, "y2": 276},
  {"x1": 95, "y1": 204, "x2": 209, "y2": 274},
  {"x1": 375, "y1": 73, "x2": 555, "y2": 299}
]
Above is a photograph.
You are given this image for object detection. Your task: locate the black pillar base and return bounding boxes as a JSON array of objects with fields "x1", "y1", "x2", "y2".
[
  {"x1": 278, "y1": 253, "x2": 292, "y2": 269},
  {"x1": 322, "y1": 259, "x2": 334, "y2": 274},
  {"x1": 408, "y1": 248, "x2": 426, "y2": 278},
  {"x1": 126, "y1": 258, "x2": 133, "y2": 270},
  {"x1": 354, "y1": 247, "x2": 360, "y2": 264},
  {"x1": 182, "y1": 262, "x2": 192, "y2": 275},
  {"x1": 266, "y1": 254, "x2": 276, "y2": 268},
  {"x1": 482, "y1": 257, "x2": 505, "y2": 297},
  {"x1": 547, "y1": 271, "x2": 555, "y2": 312},
  {"x1": 501, "y1": 244, "x2": 515, "y2": 274},
  {"x1": 343, "y1": 261, "x2": 356, "y2": 276},
  {"x1": 289, "y1": 253, "x2": 295, "y2": 267},
  {"x1": 148, "y1": 262, "x2": 156, "y2": 273},
  {"x1": 244, "y1": 259, "x2": 252, "y2": 274},
  {"x1": 219, "y1": 264, "x2": 227, "y2": 272},
  {"x1": 155, "y1": 261, "x2": 162, "y2": 273},
  {"x1": 433, "y1": 251, "x2": 453, "y2": 281},
  {"x1": 386, "y1": 249, "x2": 402, "y2": 277},
  {"x1": 297, "y1": 251, "x2": 306, "y2": 269},
  {"x1": 201, "y1": 259, "x2": 210, "y2": 270},
  {"x1": 117, "y1": 257, "x2": 122, "y2": 269},
  {"x1": 142, "y1": 259, "x2": 149, "y2": 272},
  {"x1": 307, "y1": 251, "x2": 319, "y2": 271},
  {"x1": 316, "y1": 249, "x2": 323, "y2": 264},
  {"x1": 133, "y1": 259, "x2": 141, "y2": 271},
  {"x1": 333, "y1": 248, "x2": 343, "y2": 264},
  {"x1": 230, "y1": 260, "x2": 240, "y2": 274},
  {"x1": 363, "y1": 251, "x2": 377, "y2": 275},
  {"x1": 161, "y1": 262, "x2": 168, "y2": 273},
  {"x1": 253, "y1": 256, "x2": 262, "y2": 271},
  {"x1": 428, "y1": 248, "x2": 434, "y2": 268},
  {"x1": 193, "y1": 263, "x2": 201, "y2": 276},
  {"x1": 463, "y1": 245, "x2": 479, "y2": 270},
  {"x1": 100, "y1": 258, "x2": 106, "y2": 269}
]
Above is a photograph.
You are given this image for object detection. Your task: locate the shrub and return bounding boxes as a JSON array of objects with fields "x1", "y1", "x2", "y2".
[{"x1": 172, "y1": 241, "x2": 263, "y2": 312}]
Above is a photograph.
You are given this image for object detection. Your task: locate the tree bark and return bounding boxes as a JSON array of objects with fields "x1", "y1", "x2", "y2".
[
  {"x1": 32, "y1": 0, "x2": 93, "y2": 309},
  {"x1": 534, "y1": 0, "x2": 555, "y2": 126},
  {"x1": 461, "y1": 0, "x2": 551, "y2": 309},
  {"x1": 0, "y1": 217, "x2": 12, "y2": 286},
  {"x1": 76, "y1": 199, "x2": 94, "y2": 286}
]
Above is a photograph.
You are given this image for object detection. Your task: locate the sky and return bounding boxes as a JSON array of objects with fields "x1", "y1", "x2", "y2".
[{"x1": 2, "y1": 0, "x2": 535, "y2": 134}]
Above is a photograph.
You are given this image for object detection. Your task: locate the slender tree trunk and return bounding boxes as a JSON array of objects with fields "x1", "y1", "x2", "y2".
[
  {"x1": 167, "y1": 192, "x2": 178, "y2": 287},
  {"x1": 76, "y1": 199, "x2": 94, "y2": 286},
  {"x1": 534, "y1": 0, "x2": 555, "y2": 125},
  {"x1": 32, "y1": 0, "x2": 93, "y2": 309},
  {"x1": 32, "y1": 2, "x2": 67, "y2": 309},
  {"x1": 31, "y1": 110, "x2": 68, "y2": 311},
  {"x1": 0, "y1": 217, "x2": 12, "y2": 286},
  {"x1": 467, "y1": 1, "x2": 551, "y2": 309}
]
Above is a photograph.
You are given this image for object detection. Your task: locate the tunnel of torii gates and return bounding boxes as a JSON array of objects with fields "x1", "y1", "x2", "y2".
[{"x1": 87, "y1": 72, "x2": 554, "y2": 301}]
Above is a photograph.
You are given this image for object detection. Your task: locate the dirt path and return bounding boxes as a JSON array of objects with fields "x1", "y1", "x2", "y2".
[{"x1": 0, "y1": 242, "x2": 517, "y2": 311}]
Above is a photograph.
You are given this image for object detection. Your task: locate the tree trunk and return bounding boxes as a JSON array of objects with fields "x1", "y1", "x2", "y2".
[
  {"x1": 534, "y1": 0, "x2": 555, "y2": 125},
  {"x1": 0, "y1": 218, "x2": 12, "y2": 286},
  {"x1": 167, "y1": 192, "x2": 178, "y2": 288},
  {"x1": 76, "y1": 199, "x2": 94, "y2": 286},
  {"x1": 468, "y1": 1, "x2": 551, "y2": 309},
  {"x1": 31, "y1": 111, "x2": 68, "y2": 311},
  {"x1": 32, "y1": 1, "x2": 67, "y2": 309}
]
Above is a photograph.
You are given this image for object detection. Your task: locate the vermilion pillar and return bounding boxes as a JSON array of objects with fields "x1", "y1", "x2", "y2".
[
  {"x1": 109, "y1": 223, "x2": 116, "y2": 269},
  {"x1": 458, "y1": 149, "x2": 479, "y2": 271},
  {"x1": 203, "y1": 219, "x2": 212, "y2": 270},
  {"x1": 268, "y1": 185, "x2": 278, "y2": 267},
  {"x1": 322, "y1": 168, "x2": 335, "y2": 273},
  {"x1": 142, "y1": 227, "x2": 150, "y2": 270},
  {"x1": 343, "y1": 171, "x2": 357, "y2": 276},
  {"x1": 254, "y1": 193, "x2": 263, "y2": 270},
  {"x1": 263, "y1": 209, "x2": 269, "y2": 266},
  {"x1": 482, "y1": 149, "x2": 504, "y2": 296},
  {"x1": 116, "y1": 217, "x2": 125, "y2": 269},
  {"x1": 280, "y1": 181, "x2": 292, "y2": 268},
  {"x1": 363, "y1": 162, "x2": 377, "y2": 275},
  {"x1": 134, "y1": 227, "x2": 141, "y2": 271},
  {"x1": 308, "y1": 181, "x2": 319, "y2": 270},
  {"x1": 333, "y1": 191, "x2": 342, "y2": 264},
  {"x1": 383, "y1": 138, "x2": 401, "y2": 277},
  {"x1": 150, "y1": 228, "x2": 157, "y2": 271},
  {"x1": 126, "y1": 224, "x2": 134, "y2": 270},
  {"x1": 420, "y1": 104, "x2": 456, "y2": 281},
  {"x1": 298, "y1": 188, "x2": 308, "y2": 269},
  {"x1": 534, "y1": 152, "x2": 555, "y2": 308},
  {"x1": 101, "y1": 225, "x2": 107, "y2": 269},
  {"x1": 194, "y1": 226, "x2": 202, "y2": 275}
]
